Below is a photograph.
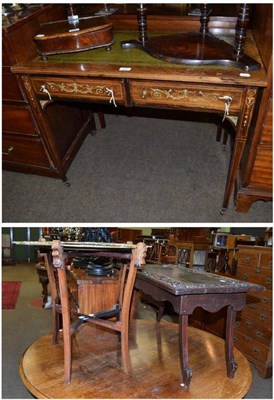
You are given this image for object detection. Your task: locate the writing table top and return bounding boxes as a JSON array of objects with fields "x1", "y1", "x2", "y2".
[
  {"x1": 13, "y1": 31, "x2": 267, "y2": 87},
  {"x1": 138, "y1": 264, "x2": 265, "y2": 295}
]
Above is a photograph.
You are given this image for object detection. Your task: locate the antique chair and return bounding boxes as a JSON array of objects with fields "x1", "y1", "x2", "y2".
[{"x1": 47, "y1": 240, "x2": 146, "y2": 383}]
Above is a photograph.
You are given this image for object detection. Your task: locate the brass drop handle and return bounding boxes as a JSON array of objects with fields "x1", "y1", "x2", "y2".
[
  {"x1": 40, "y1": 85, "x2": 52, "y2": 100},
  {"x1": 106, "y1": 87, "x2": 117, "y2": 107},
  {"x1": 3, "y1": 146, "x2": 14, "y2": 155},
  {"x1": 219, "y1": 95, "x2": 232, "y2": 121},
  {"x1": 262, "y1": 296, "x2": 269, "y2": 303},
  {"x1": 141, "y1": 89, "x2": 147, "y2": 99}
]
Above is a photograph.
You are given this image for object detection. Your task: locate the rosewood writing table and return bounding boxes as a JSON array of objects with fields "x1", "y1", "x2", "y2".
[
  {"x1": 11, "y1": 24, "x2": 268, "y2": 213},
  {"x1": 135, "y1": 264, "x2": 265, "y2": 389}
]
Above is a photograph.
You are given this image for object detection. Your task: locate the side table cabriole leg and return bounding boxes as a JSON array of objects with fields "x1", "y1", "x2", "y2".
[
  {"x1": 225, "y1": 305, "x2": 238, "y2": 378},
  {"x1": 179, "y1": 314, "x2": 192, "y2": 389}
]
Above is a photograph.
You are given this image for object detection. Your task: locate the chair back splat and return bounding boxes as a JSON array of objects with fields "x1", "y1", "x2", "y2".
[{"x1": 51, "y1": 240, "x2": 146, "y2": 383}]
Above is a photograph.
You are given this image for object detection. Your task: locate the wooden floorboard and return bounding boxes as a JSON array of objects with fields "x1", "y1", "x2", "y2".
[{"x1": 19, "y1": 319, "x2": 252, "y2": 399}]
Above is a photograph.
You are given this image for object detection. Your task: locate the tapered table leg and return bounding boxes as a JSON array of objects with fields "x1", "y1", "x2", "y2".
[{"x1": 179, "y1": 314, "x2": 192, "y2": 389}]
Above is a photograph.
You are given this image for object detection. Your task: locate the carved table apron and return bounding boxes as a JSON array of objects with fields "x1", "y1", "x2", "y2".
[
  {"x1": 12, "y1": 31, "x2": 267, "y2": 213},
  {"x1": 135, "y1": 264, "x2": 265, "y2": 389}
]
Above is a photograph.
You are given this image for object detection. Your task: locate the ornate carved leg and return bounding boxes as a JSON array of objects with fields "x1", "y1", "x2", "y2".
[
  {"x1": 179, "y1": 314, "x2": 192, "y2": 389},
  {"x1": 221, "y1": 88, "x2": 257, "y2": 214},
  {"x1": 225, "y1": 306, "x2": 238, "y2": 378}
]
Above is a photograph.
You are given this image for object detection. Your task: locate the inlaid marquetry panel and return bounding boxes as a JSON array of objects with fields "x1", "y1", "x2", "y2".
[
  {"x1": 31, "y1": 77, "x2": 126, "y2": 104},
  {"x1": 130, "y1": 80, "x2": 244, "y2": 112}
]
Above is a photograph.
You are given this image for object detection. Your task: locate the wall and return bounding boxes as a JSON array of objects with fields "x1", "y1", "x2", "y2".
[{"x1": 2, "y1": 227, "x2": 41, "y2": 262}]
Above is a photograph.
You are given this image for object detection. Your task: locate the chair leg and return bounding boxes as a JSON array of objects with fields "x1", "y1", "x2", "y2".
[
  {"x1": 63, "y1": 317, "x2": 72, "y2": 384},
  {"x1": 120, "y1": 327, "x2": 131, "y2": 374}
]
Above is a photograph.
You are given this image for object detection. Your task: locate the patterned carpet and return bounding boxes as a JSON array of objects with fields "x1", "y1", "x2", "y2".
[{"x1": 2, "y1": 281, "x2": 22, "y2": 309}]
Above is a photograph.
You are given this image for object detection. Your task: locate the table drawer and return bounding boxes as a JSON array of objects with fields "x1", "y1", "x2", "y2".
[
  {"x1": 235, "y1": 316, "x2": 271, "y2": 346},
  {"x1": 234, "y1": 330, "x2": 270, "y2": 364},
  {"x1": 260, "y1": 253, "x2": 273, "y2": 269},
  {"x1": 237, "y1": 251, "x2": 261, "y2": 268},
  {"x1": 3, "y1": 133, "x2": 51, "y2": 168},
  {"x1": 31, "y1": 77, "x2": 126, "y2": 104},
  {"x1": 130, "y1": 80, "x2": 244, "y2": 112},
  {"x1": 236, "y1": 265, "x2": 272, "y2": 289},
  {"x1": 247, "y1": 289, "x2": 272, "y2": 310},
  {"x1": 3, "y1": 105, "x2": 37, "y2": 135},
  {"x1": 238, "y1": 303, "x2": 272, "y2": 328}
]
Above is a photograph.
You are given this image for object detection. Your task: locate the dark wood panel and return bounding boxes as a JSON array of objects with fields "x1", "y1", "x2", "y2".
[
  {"x1": 252, "y1": 4, "x2": 272, "y2": 70},
  {"x1": 249, "y1": 147, "x2": 272, "y2": 188},
  {"x1": 45, "y1": 102, "x2": 94, "y2": 160},
  {"x1": 2, "y1": 5, "x2": 66, "y2": 64},
  {"x1": 2, "y1": 71, "x2": 24, "y2": 101},
  {"x1": 260, "y1": 97, "x2": 272, "y2": 144},
  {"x1": 2, "y1": 105, "x2": 37, "y2": 135}
]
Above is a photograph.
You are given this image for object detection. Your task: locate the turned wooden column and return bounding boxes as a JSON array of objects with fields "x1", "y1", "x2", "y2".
[
  {"x1": 137, "y1": 3, "x2": 148, "y2": 44},
  {"x1": 234, "y1": 4, "x2": 249, "y2": 60}
]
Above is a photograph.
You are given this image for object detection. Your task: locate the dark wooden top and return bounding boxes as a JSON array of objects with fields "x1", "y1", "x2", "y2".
[
  {"x1": 138, "y1": 264, "x2": 265, "y2": 295},
  {"x1": 12, "y1": 31, "x2": 267, "y2": 88}
]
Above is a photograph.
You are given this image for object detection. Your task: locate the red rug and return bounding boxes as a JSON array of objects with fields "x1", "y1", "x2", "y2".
[
  {"x1": 2, "y1": 281, "x2": 22, "y2": 309},
  {"x1": 29, "y1": 298, "x2": 43, "y2": 309}
]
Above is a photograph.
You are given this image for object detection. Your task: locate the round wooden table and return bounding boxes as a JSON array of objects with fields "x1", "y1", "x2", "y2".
[{"x1": 19, "y1": 320, "x2": 252, "y2": 399}]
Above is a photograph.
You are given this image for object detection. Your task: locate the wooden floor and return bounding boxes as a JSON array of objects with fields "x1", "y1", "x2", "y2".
[{"x1": 19, "y1": 320, "x2": 252, "y2": 399}]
